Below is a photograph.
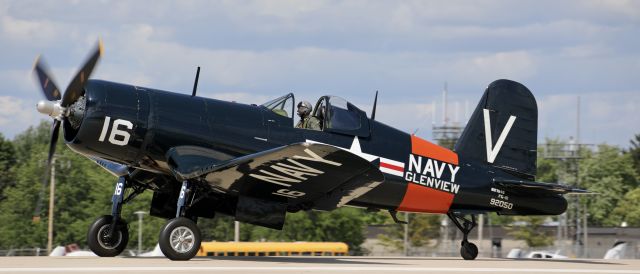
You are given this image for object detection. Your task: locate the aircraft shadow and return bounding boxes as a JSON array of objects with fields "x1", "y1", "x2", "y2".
[
  {"x1": 505, "y1": 258, "x2": 622, "y2": 265},
  {"x1": 125, "y1": 256, "x2": 622, "y2": 266},
  {"x1": 190, "y1": 256, "x2": 398, "y2": 265}
]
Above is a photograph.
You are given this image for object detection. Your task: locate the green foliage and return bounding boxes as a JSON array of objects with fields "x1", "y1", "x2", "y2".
[
  {"x1": 506, "y1": 216, "x2": 554, "y2": 247},
  {"x1": 244, "y1": 208, "x2": 367, "y2": 254},
  {"x1": 0, "y1": 141, "x2": 48, "y2": 248},
  {"x1": 12, "y1": 121, "x2": 51, "y2": 162},
  {"x1": 377, "y1": 213, "x2": 440, "y2": 251},
  {"x1": 0, "y1": 133, "x2": 16, "y2": 201},
  {"x1": 611, "y1": 135, "x2": 640, "y2": 227},
  {"x1": 629, "y1": 134, "x2": 640, "y2": 176},
  {"x1": 612, "y1": 188, "x2": 640, "y2": 226},
  {"x1": 581, "y1": 145, "x2": 639, "y2": 226}
]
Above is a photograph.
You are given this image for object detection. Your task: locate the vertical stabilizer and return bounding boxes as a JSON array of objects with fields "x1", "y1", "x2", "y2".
[{"x1": 454, "y1": 79, "x2": 537, "y2": 179}]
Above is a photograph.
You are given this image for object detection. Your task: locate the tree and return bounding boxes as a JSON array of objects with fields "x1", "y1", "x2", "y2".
[
  {"x1": 581, "y1": 145, "x2": 639, "y2": 226},
  {"x1": 612, "y1": 188, "x2": 640, "y2": 227},
  {"x1": 507, "y1": 216, "x2": 554, "y2": 247},
  {"x1": 12, "y1": 121, "x2": 51, "y2": 162},
  {"x1": 377, "y1": 213, "x2": 440, "y2": 252},
  {"x1": 246, "y1": 208, "x2": 368, "y2": 254},
  {"x1": 629, "y1": 134, "x2": 640, "y2": 176},
  {"x1": 0, "y1": 141, "x2": 49, "y2": 248},
  {"x1": 0, "y1": 133, "x2": 16, "y2": 201}
]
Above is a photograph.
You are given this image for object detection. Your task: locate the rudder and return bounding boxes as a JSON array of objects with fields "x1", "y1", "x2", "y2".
[{"x1": 454, "y1": 79, "x2": 537, "y2": 179}]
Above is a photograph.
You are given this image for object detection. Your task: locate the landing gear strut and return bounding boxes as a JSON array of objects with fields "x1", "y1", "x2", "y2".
[
  {"x1": 447, "y1": 213, "x2": 478, "y2": 260},
  {"x1": 88, "y1": 176, "x2": 144, "y2": 257},
  {"x1": 158, "y1": 180, "x2": 202, "y2": 260}
]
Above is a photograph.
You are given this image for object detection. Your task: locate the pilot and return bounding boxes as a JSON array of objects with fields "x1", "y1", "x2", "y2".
[
  {"x1": 295, "y1": 101, "x2": 313, "y2": 129},
  {"x1": 306, "y1": 105, "x2": 323, "y2": 131}
]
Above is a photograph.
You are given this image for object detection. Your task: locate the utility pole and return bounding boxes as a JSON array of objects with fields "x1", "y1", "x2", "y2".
[
  {"x1": 134, "y1": 211, "x2": 146, "y2": 255},
  {"x1": 403, "y1": 212, "x2": 409, "y2": 256},
  {"x1": 47, "y1": 156, "x2": 56, "y2": 254}
]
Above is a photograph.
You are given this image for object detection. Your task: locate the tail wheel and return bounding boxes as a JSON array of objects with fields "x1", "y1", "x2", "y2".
[
  {"x1": 87, "y1": 215, "x2": 129, "y2": 257},
  {"x1": 159, "y1": 217, "x2": 201, "y2": 261}
]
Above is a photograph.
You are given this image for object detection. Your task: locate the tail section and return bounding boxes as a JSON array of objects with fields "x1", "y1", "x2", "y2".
[{"x1": 455, "y1": 79, "x2": 537, "y2": 179}]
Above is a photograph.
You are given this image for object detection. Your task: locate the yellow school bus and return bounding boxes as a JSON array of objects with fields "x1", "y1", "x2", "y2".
[{"x1": 197, "y1": 242, "x2": 349, "y2": 257}]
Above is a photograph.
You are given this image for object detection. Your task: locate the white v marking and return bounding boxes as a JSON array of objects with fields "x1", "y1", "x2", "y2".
[{"x1": 483, "y1": 109, "x2": 517, "y2": 163}]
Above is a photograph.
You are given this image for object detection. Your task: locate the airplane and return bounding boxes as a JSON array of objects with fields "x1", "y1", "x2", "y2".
[{"x1": 31, "y1": 40, "x2": 586, "y2": 261}]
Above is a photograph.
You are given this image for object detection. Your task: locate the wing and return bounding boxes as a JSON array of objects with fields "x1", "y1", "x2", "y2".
[
  {"x1": 86, "y1": 156, "x2": 129, "y2": 177},
  {"x1": 493, "y1": 178, "x2": 590, "y2": 195},
  {"x1": 166, "y1": 142, "x2": 385, "y2": 211}
]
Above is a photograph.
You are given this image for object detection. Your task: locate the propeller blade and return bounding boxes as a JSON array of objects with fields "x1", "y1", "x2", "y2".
[
  {"x1": 47, "y1": 119, "x2": 60, "y2": 164},
  {"x1": 61, "y1": 39, "x2": 103, "y2": 107},
  {"x1": 32, "y1": 56, "x2": 62, "y2": 101},
  {"x1": 32, "y1": 120, "x2": 60, "y2": 223}
]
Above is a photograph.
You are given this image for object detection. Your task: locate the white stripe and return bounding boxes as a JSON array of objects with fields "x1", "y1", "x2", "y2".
[
  {"x1": 380, "y1": 157, "x2": 404, "y2": 168},
  {"x1": 380, "y1": 167, "x2": 404, "y2": 177},
  {"x1": 0, "y1": 266, "x2": 638, "y2": 273}
]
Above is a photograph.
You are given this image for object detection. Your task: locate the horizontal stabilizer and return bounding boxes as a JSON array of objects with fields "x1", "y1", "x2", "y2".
[{"x1": 493, "y1": 178, "x2": 590, "y2": 195}]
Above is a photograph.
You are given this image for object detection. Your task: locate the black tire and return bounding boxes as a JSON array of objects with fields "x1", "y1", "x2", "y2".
[
  {"x1": 87, "y1": 215, "x2": 129, "y2": 257},
  {"x1": 460, "y1": 242, "x2": 478, "y2": 260},
  {"x1": 159, "y1": 217, "x2": 201, "y2": 261}
]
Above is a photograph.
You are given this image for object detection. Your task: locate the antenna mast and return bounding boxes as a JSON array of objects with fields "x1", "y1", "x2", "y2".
[{"x1": 191, "y1": 66, "x2": 201, "y2": 97}]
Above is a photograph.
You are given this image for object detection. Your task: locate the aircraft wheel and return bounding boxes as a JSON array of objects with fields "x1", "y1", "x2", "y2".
[
  {"x1": 159, "y1": 217, "x2": 201, "y2": 260},
  {"x1": 460, "y1": 241, "x2": 478, "y2": 260},
  {"x1": 87, "y1": 215, "x2": 129, "y2": 257}
]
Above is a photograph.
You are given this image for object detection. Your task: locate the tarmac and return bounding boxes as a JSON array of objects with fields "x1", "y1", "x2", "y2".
[{"x1": 0, "y1": 256, "x2": 639, "y2": 274}]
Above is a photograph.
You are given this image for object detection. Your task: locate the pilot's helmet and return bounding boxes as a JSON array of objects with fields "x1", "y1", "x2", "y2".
[{"x1": 297, "y1": 101, "x2": 312, "y2": 117}]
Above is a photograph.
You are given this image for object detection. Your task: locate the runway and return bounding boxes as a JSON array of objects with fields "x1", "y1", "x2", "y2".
[{"x1": 0, "y1": 256, "x2": 639, "y2": 274}]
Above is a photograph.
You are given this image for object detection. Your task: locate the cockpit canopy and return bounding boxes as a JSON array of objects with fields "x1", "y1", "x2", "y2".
[
  {"x1": 261, "y1": 93, "x2": 370, "y2": 137},
  {"x1": 261, "y1": 93, "x2": 294, "y2": 119}
]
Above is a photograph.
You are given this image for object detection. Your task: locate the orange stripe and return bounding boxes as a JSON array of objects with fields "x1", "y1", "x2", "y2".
[
  {"x1": 397, "y1": 183, "x2": 454, "y2": 213},
  {"x1": 410, "y1": 135, "x2": 458, "y2": 165}
]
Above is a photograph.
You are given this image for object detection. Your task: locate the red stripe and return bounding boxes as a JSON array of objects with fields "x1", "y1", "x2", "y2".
[{"x1": 380, "y1": 162, "x2": 403, "y2": 172}]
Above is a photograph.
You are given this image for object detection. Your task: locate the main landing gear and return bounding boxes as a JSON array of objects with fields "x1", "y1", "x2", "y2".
[
  {"x1": 88, "y1": 178, "x2": 202, "y2": 260},
  {"x1": 447, "y1": 213, "x2": 478, "y2": 260},
  {"x1": 158, "y1": 181, "x2": 202, "y2": 260}
]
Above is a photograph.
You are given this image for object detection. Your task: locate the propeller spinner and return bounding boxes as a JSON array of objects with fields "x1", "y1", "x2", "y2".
[{"x1": 31, "y1": 39, "x2": 103, "y2": 221}]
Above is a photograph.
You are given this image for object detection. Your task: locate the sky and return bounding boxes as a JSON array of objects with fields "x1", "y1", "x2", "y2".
[{"x1": 0, "y1": 0, "x2": 638, "y2": 147}]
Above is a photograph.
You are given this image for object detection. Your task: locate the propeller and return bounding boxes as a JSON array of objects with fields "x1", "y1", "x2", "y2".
[{"x1": 31, "y1": 39, "x2": 103, "y2": 222}]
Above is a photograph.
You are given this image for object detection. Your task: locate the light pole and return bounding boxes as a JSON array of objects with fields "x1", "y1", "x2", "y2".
[
  {"x1": 134, "y1": 211, "x2": 146, "y2": 255},
  {"x1": 403, "y1": 212, "x2": 409, "y2": 256}
]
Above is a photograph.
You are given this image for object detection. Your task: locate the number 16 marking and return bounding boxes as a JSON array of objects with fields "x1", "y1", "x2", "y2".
[{"x1": 99, "y1": 116, "x2": 133, "y2": 146}]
